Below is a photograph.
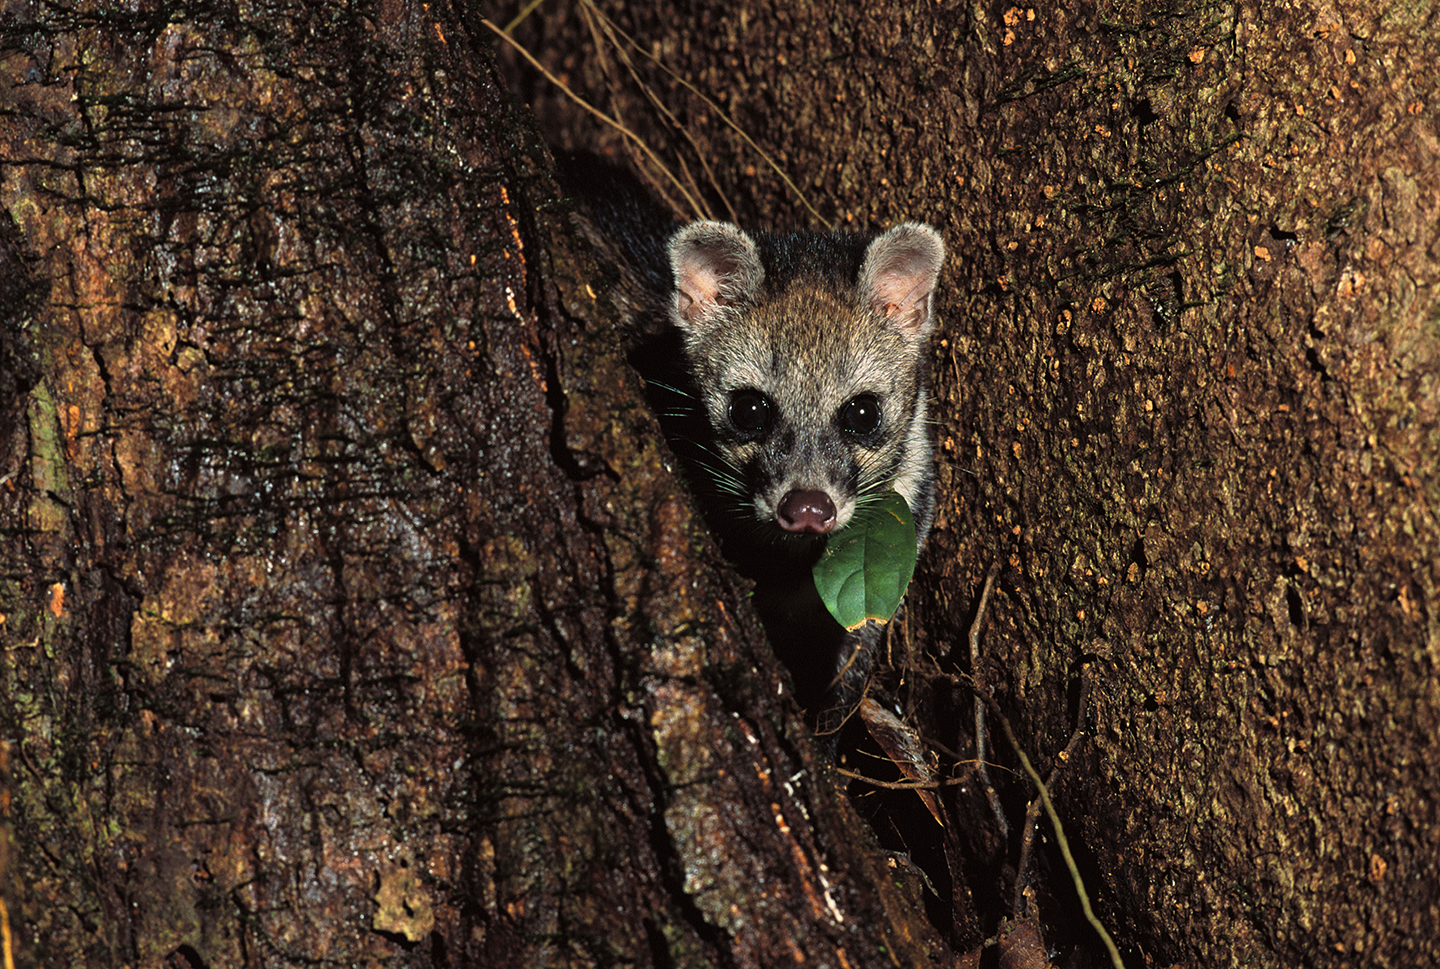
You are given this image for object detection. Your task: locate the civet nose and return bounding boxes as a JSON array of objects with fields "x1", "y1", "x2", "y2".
[{"x1": 777, "y1": 490, "x2": 837, "y2": 534}]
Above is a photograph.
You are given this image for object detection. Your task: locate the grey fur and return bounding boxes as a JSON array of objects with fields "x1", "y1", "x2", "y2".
[
  {"x1": 558, "y1": 150, "x2": 946, "y2": 720},
  {"x1": 661, "y1": 218, "x2": 945, "y2": 718},
  {"x1": 668, "y1": 221, "x2": 766, "y2": 331},
  {"x1": 668, "y1": 221, "x2": 944, "y2": 543}
]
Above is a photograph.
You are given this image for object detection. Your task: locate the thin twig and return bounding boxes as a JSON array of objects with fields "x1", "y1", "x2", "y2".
[
  {"x1": 827, "y1": 636, "x2": 866, "y2": 694},
  {"x1": 581, "y1": 0, "x2": 831, "y2": 228},
  {"x1": 1012, "y1": 688, "x2": 1089, "y2": 917},
  {"x1": 813, "y1": 667, "x2": 872, "y2": 738},
  {"x1": 580, "y1": 4, "x2": 735, "y2": 224},
  {"x1": 481, "y1": 19, "x2": 708, "y2": 220},
  {"x1": 969, "y1": 561, "x2": 1007, "y2": 837},
  {"x1": 573, "y1": 4, "x2": 712, "y2": 221},
  {"x1": 975, "y1": 683, "x2": 1123, "y2": 969},
  {"x1": 836, "y1": 762, "x2": 1005, "y2": 791},
  {"x1": 501, "y1": 0, "x2": 548, "y2": 33}
]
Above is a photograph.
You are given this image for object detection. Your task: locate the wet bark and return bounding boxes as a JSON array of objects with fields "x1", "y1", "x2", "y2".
[
  {"x1": 499, "y1": 0, "x2": 1440, "y2": 966},
  {"x1": 0, "y1": 1, "x2": 950, "y2": 967},
  {"x1": 5, "y1": 0, "x2": 1439, "y2": 966}
]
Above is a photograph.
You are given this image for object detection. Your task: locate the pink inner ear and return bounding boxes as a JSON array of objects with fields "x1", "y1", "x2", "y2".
[
  {"x1": 675, "y1": 255, "x2": 724, "y2": 325},
  {"x1": 669, "y1": 222, "x2": 765, "y2": 330},
  {"x1": 678, "y1": 255, "x2": 723, "y2": 304},
  {"x1": 861, "y1": 225, "x2": 943, "y2": 334},
  {"x1": 873, "y1": 270, "x2": 932, "y2": 330}
]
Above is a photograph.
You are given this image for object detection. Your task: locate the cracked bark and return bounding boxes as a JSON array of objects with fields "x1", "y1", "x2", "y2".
[
  {"x1": 499, "y1": 0, "x2": 1440, "y2": 966},
  {"x1": 4, "y1": 0, "x2": 1440, "y2": 967},
  {"x1": 0, "y1": 1, "x2": 948, "y2": 966}
]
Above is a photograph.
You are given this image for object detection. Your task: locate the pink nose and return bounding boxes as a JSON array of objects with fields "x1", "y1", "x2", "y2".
[{"x1": 777, "y1": 490, "x2": 837, "y2": 534}]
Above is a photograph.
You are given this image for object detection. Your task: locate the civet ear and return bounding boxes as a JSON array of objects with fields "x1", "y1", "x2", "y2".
[
  {"x1": 859, "y1": 223, "x2": 946, "y2": 338},
  {"x1": 668, "y1": 221, "x2": 765, "y2": 333}
]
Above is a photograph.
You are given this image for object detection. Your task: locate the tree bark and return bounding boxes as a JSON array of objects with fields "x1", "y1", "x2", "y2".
[
  {"x1": 500, "y1": 0, "x2": 1440, "y2": 966},
  {"x1": 0, "y1": 1, "x2": 949, "y2": 966},
  {"x1": 5, "y1": 0, "x2": 1439, "y2": 967}
]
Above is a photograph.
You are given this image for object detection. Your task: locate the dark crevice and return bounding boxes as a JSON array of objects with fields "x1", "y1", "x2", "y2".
[
  {"x1": 1285, "y1": 584, "x2": 1305, "y2": 628},
  {"x1": 1130, "y1": 97, "x2": 1158, "y2": 127},
  {"x1": 164, "y1": 945, "x2": 209, "y2": 969}
]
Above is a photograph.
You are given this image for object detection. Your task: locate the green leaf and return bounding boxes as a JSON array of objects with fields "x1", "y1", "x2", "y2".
[{"x1": 812, "y1": 492, "x2": 918, "y2": 631}]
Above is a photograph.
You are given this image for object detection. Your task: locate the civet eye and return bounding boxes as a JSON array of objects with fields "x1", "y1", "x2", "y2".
[
  {"x1": 727, "y1": 389, "x2": 773, "y2": 440},
  {"x1": 840, "y1": 393, "x2": 883, "y2": 437}
]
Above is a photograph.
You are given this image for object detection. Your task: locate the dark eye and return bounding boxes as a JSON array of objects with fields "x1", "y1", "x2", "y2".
[
  {"x1": 727, "y1": 389, "x2": 773, "y2": 441},
  {"x1": 840, "y1": 394, "x2": 883, "y2": 438}
]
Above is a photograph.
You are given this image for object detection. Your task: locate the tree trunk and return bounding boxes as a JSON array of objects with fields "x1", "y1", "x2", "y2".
[
  {"x1": 0, "y1": 1, "x2": 949, "y2": 966},
  {"x1": 499, "y1": 0, "x2": 1440, "y2": 966},
  {"x1": 4, "y1": 0, "x2": 1438, "y2": 966}
]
